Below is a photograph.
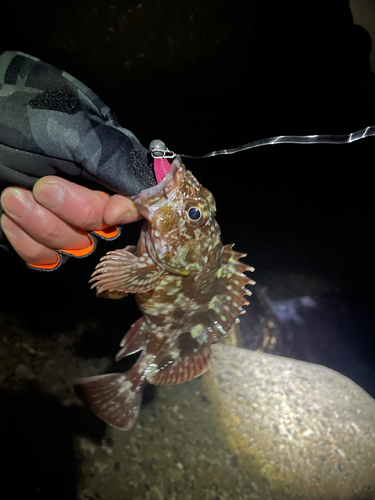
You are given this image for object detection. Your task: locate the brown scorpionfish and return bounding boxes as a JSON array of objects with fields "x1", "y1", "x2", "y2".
[{"x1": 75, "y1": 157, "x2": 255, "y2": 430}]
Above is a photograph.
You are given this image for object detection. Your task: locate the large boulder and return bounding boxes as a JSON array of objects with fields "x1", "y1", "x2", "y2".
[{"x1": 203, "y1": 345, "x2": 375, "y2": 499}]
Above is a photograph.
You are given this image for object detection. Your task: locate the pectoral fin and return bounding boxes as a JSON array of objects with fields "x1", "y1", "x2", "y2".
[{"x1": 89, "y1": 248, "x2": 165, "y2": 295}]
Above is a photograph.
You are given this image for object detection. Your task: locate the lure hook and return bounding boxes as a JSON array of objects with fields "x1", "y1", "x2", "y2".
[{"x1": 149, "y1": 139, "x2": 176, "y2": 159}]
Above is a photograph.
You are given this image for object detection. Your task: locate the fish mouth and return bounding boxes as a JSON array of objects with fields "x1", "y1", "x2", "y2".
[
  {"x1": 130, "y1": 156, "x2": 183, "y2": 218},
  {"x1": 131, "y1": 156, "x2": 189, "y2": 275}
]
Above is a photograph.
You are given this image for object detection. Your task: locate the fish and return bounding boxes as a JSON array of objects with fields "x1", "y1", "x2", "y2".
[{"x1": 74, "y1": 156, "x2": 255, "y2": 430}]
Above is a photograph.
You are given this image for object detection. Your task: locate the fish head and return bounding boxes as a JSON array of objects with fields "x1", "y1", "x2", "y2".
[{"x1": 132, "y1": 157, "x2": 221, "y2": 275}]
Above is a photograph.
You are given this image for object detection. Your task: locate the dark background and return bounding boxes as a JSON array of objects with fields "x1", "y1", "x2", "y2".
[
  {"x1": 1, "y1": 2, "x2": 375, "y2": 498},
  {"x1": 1, "y1": 0, "x2": 375, "y2": 386}
]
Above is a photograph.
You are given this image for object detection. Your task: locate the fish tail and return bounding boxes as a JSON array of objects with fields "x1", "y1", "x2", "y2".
[{"x1": 74, "y1": 368, "x2": 145, "y2": 430}]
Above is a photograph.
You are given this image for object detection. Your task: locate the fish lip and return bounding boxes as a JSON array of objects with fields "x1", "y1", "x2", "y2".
[
  {"x1": 131, "y1": 156, "x2": 190, "y2": 276},
  {"x1": 130, "y1": 156, "x2": 182, "y2": 206}
]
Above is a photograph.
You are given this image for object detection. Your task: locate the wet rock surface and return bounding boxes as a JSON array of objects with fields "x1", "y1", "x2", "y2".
[
  {"x1": 2, "y1": 301, "x2": 374, "y2": 500},
  {"x1": 1, "y1": 259, "x2": 375, "y2": 500},
  {"x1": 0, "y1": 312, "x2": 264, "y2": 500},
  {"x1": 203, "y1": 344, "x2": 375, "y2": 500}
]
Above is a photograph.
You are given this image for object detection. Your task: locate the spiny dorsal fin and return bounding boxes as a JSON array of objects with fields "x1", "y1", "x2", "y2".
[{"x1": 203, "y1": 244, "x2": 255, "y2": 339}]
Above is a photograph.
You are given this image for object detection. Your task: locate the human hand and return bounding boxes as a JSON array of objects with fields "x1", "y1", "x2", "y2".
[{"x1": 0, "y1": 176, "x2": 141, "y2": 268}]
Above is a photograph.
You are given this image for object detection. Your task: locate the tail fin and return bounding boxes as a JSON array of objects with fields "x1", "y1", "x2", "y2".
[{"x1": 75, "y1": 370, "x2": 145, "y2": 430}]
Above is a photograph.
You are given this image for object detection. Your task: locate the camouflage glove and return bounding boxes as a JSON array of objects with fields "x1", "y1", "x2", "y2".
[{"x1": 0, "y1": 51, "x2": 157, "y2": 268}]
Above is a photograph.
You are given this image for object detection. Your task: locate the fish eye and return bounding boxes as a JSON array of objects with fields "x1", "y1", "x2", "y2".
[
  {"x1": 188, "y1": 206, "x2": 201, "y2": 220},
  {"x1": 185, "y1": 202, "x2": 206, "y2": 227}
]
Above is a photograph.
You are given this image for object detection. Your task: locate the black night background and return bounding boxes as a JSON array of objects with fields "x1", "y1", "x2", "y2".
[{"x1": 1, "y1": 2, "x2": 375, "y2": 498}]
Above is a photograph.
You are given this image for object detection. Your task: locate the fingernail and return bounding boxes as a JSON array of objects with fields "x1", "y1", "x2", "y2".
[
  {"x1": 33, "y1": 181, "x2": 65, "y2": 209},
  {"x1": 1, "y1": 189, "x2": 32, "y2": 217}
]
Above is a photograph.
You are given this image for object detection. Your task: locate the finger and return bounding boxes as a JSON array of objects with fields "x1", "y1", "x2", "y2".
[
  {"x1": 103, "y1": 194, "x2": 142, "y2": 226},
  {"x1": 33, "y1": 177, "x2": 112, "y2": 231},
  {"x1": 1, "y1": 213, "x2": 59, "y2": 265},
  {"x1": 1, "y1": 187, "x2": 92, "y2": 250}
]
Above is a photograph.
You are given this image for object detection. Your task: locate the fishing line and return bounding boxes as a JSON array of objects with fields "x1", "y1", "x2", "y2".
[{"x1": 149, "y1": 125, "x2": 375, "y2": 160}]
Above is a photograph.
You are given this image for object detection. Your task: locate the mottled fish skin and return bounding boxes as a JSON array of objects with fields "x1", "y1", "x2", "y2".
[{"x1": 75, "y1": 157, "x2": 255, "y2": 430}]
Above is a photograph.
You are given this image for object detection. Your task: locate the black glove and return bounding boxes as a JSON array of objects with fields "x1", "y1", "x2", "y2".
[
  {"x1": 0, "y1": 51, "x2": 157, "y2": 194},
  {"x1": 0, "y1": 51, "x2": 157, "y2": 260}
]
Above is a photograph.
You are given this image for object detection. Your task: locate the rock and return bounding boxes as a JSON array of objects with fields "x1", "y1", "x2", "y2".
[
  {"x1": 219, "y1": 324, "x2": 240, "y2": 347},
  {"x1": 15, "y1": 364, "x2": 34, "y2": 380},
  {"x1": 203, "y1": 345, "x2": 375, "y2": 499},
  {"x1": 149, "y1": 485, "x2": 164, "y2": 500}
]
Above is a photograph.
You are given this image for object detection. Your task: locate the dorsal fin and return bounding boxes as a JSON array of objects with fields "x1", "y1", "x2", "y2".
[{"x1": 202, "y1": 244, "x2": 255, "y2": 340}]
